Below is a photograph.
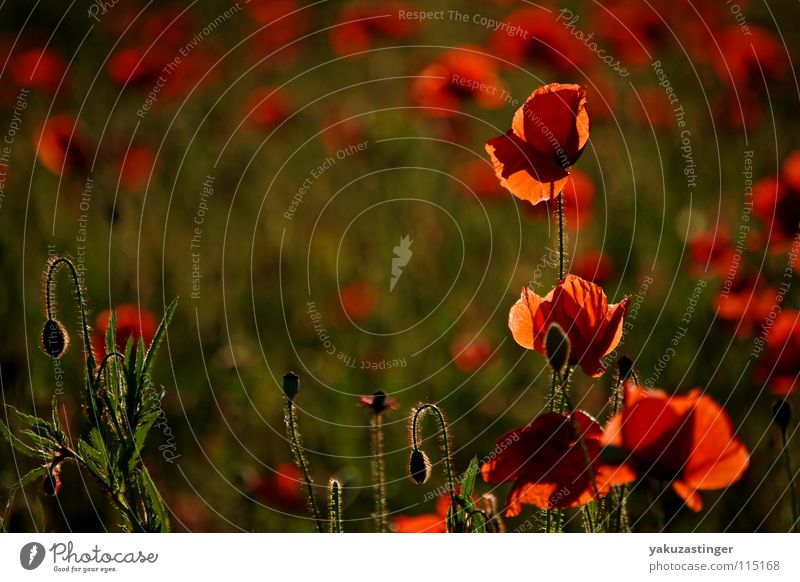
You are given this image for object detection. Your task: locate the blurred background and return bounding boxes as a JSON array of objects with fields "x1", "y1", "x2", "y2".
[{"x1": 1, "y1": 0, "x2": 799, "y2": 532}]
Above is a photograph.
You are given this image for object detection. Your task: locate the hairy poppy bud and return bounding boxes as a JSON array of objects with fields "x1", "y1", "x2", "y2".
[
  {"x1": 545, "y1": 323, "x2": 570, "y2": 374},
  {"x1": 408, "y1": 449, "x2": 430, "y2": 484},
  {"x1": 283, "y1": 372, "x2": 299, "y2": 401},
  {"x1": 772, "y1": 399, "x2": 792, "y2": 435},
  {"x1": 617, "y1": 356, "x2": 634, "y2": 380},
  {"x1": 41, "y1": 319, "x2": 69, "y2": 359}
]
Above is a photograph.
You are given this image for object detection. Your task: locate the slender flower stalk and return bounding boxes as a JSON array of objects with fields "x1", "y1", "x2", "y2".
[
  {"x1": 608, "y1": 357, "x2": 634, "y2": 532},
  {"x1": 329, "y1": 478, "x2": 343, "y2": 533},
  {"x1": 773, "y1": 399, "x2": 798, "y2": 532},
  {"x1": 282, "y1": 372, "x2": 324, "y2": 533},
  {"x1": 557, "y1": 185, "x2": 565, "y2": 280},
  {"x1": 360, "y1": 391, "x2": 397, "y2": 532},
  {"x1": 410, "y1": 404, "x2": 457, "y2": 530}
]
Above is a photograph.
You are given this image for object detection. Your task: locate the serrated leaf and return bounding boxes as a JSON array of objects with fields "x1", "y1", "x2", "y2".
[
  {"x1": 0, "y1": 419, "x2": 43, "y2": 459},
  {"x1": 137, "y1": 467, "x2": 170, "y2": 532},
  {"x1": 19, "y1": 430, "x2": 60, "y2": 454},
  {"x1": 12, "y1": 466, "x2": 48, "y2": 490},
  {"x1": 142, "y1": 298, "x2": 177, "y2": 379}
]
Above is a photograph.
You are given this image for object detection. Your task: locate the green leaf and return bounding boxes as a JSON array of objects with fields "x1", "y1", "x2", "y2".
[
  {"x1": 460, "y1": 456, "x2": 479, "y2": 500},
  {"x1": 11, "y1": 466, "x2": 48, "y2": 490},
  {"x1": 0, "y1": 419, "x2": 43, "y2": 459},
  {"x1": 142, "y1": 298, "x2": 178, "y2": 379},
  {"x1": 19, "y1": 430, "x2": 60, "y2": 454},
  {"x1": 137, "y1": 467, "x2": 170, "y2": 532},
  {"x1": 105, "y1": 309, "x2": 117, "y2": 358}
]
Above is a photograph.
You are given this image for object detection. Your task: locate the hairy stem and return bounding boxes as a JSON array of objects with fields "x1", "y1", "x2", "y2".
[
  {"x1": 411, "y1": 404, "x2": 457, "y2": 528},
  {"x1": 370, "y1": 415, "x2": 388, "y2": 532},
  {"x1": 285, "y1": 401, "x2": 324, "y2": 532}
]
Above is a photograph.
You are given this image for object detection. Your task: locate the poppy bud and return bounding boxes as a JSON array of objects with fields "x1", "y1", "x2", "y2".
[
  {"x1": 545, "y1": 323, "x2": 570, "y2": 374},
  {"x1": 42, "y1": 463, "x2": 62, "y2": 496},
  {"x1": 41, "y1": 319, "x2": 69, "y2": 359},
  {"x1": 772, "y1": 399, "x2": 792, "y2": 435},
  {"x1": 283, "y1": 372, "x2": 299, "y2": 401},
  {"x1": 408, "y1": 449, "x2": 430, "y2": 484},
  {"x1": 617, "y1": 356, "x2": 634, "y2": 380}
]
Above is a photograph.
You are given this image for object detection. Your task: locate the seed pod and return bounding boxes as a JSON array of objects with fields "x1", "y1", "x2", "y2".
[
  {"x1": 408, "y1": 449, "x2": 431, "y2": 484},
  {"x1": 283, "y1": 372, "x2": 300, "y2": 401},
  {"x1": 545, "y1": 323, "x2": 570, "y2": 374},
  {"x1": 41, "y1": 319, "x2": 69, "y2": 359},
  {"x1": 772, "y1": 399, "x2": 792, "y2": 435},
  {"x1": 617, "y1": 356, "x2": 634, "y2": 381}
]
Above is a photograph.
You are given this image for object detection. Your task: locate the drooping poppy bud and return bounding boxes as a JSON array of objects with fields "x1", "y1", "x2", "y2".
[
  {"x1": 617, "y1": 356, "x2": 634, "y2": 381},
  {"x1": 772, "y1": 399, "x2": 792, "y2": 436},
  {"x1": 41, "y1": 319, "x2": 69, "y2": 359},
  {"x1": 283, "y1": 372, "x2": 300, "y2": 401},
  {"x1": 545, "y1": 323, "x2": 570, "y2": 374},
  {"x1": 409, "y1": 449, "x2": 431, "y2": 484}
]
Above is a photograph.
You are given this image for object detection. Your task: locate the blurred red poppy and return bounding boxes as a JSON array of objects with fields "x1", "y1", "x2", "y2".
[
  {"x1": 599, "y1": 381, "x2": 750, "y2": 511},
  {"x1": 452, "y1": 160, "x2": 505, "y2": 201},
  {"x1": 411, "y1": 46, "x2": 506, "y2": 118},
  {"x1": 340, "y1": 281, "x2": 377, "y2": 321},
  {"x1": 688, "y1": 227, "x2": 735, "y2": 277},
  {"x1": 590, "y1": 3, "x2": 666, "y2": 70},
  {"x1": 450, "y1": 333, "x2": 493, "y2": 373},
  {"x1": 91, "y1": 304, "x2": 158, "y2": 359},
  {"x1": 756, "y1": 310, "x2": 800, "y2": 396},
  {"x1": 247, "y1": 462, "x2": 305, "y2": 511},
  {"x1": 753, "y1": 152, "x2": 800, "y2": 249},
  {"x1": 715, "y1": 275, "x2": 774, "y2": 338},
  {"x1": 12, "y1": 47, "x2": 67, "y2": 94},
  {"x1": 482, "y1": 410, "x2": 608, "y2": 515},
  {"x1": 489, "y1": 8, "x2": 592, "y2": 73},
  {"x1": 358, "y1": 390, "x2": 400, "y2": 415},
  {"x1": 244, "y1": 86, "x2": 291, "y2": 130},
  {"x1": 486, "y1": 83, "x2": 590, "y2": 206},
  {"x1": 508, "y1": 274, "x2": 629, "y2": 377},
  {"x1": 572, "y1": 250, "x2": 614, "y2": 286},
  {"x1": 330, "y1": 3, "x2": 418, "y2": 56},
  {"x1": 713, "y1": 26, "x2": 784, "y2": 91},
  {"x1": 118, "y1": 146, "x2": 156, "y2": 191},
  {"x1": 392, "y1": 493, "x2": 450, "y2": 533},
  {"x1": 36, "y1": 114, "x2": 89, "y2": 176}
]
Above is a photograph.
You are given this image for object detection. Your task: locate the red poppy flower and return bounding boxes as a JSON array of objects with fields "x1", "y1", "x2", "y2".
[
  {"x1": 247, "y1": 462, "x2": 305, "y2": 511},
  {"x1": 508, "y1": 275, "x2": 629, "y2": 377},
  {"x1": 392, "y1": 494, "x2": 450, "y2": 533},
  {"x1": 573, "y1": 250, "x2": 614, "y2": 286},
  {"x1": 117, "y1": 146, "x2": 156, "y2": 191},
  {"x1": 12, "y1": 47, "x2": 67, "y2": 94},
  {"x1": 590, "y1": 3, "x2": 666, "y2": 70},
  {"x1": 36, "y1": 114, "x2": 89, "y2": 176},
  {"x1": 358, "y1": 390, "x2": 400, "y2": 415},
  {"x1": 411, "y1": 47, "x2": 506, "y2": 118},
  {"x1": 244, "y1": 86, "x2": 291, "y2": 130},
  {"x1": 714, "y1": 275, "x2": 774, "y2": 338},
  {"x1": 753, "y1": 152, "x2": 800, "y2": 249},
  {"x1": 522, "y1": 168, "x2": 594, "y2": 228},
  {"x1": 489, "y1": 8, "x2": 592, "y2": 73},
  {"x1": 486, "y1": 83, "x2": 590, "y2": 206},
  {"x1": 107, "y1": 47, "x2": 164, "y2": 87},
  {"x1": 339, "y1": 281, "x2": 377, "y2": 322},
  {"x1": 482, "y1": 410, "x2": 608, "y2": 515},
  {"x1": 688, "y1": 227, "x2": 735, "y2": 278},
  {"x1": 452, "y1": 159, "x2": 505, "y2": 201},
  {"x1": 756, "y1": 310, "x2": 800, "y2": 396},
  {"x1": 330, "y1": 3, "x2": 418, "y2": 56},
  {"x1": 450, "y1": 333, "x2": 493, "y2": 373},
  {"x1": 91, "y1": 304, "x2": 157, "y2": 359},
  {"x1": 713, "y1": 26, "x2": 784, "y2": 91},
  {"x1": 599, "y1": 381, "x2": 750, "y2": 511}
]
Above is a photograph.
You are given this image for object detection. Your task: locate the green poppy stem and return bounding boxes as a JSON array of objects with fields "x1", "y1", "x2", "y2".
[
  {"x1": 285, "y1": 400, "x2": 324, "y2": 533},
  {"x1": 370, "y1": 414, "x2": 388, "y2": 532},
  {"x1": 411, "y1": 404, "x2": 457, "y2": 528}
]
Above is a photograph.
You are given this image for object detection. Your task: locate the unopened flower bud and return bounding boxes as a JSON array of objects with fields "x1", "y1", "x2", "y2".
[
  {"x1": 772, "y1": 399, "x2": 792, "y2": 435},
  {"x1": 41, "y1": 319, "x2": 69, "y2": 359},
  {"x1": 408, "y1": 449, "x2": 431, "y2": 484},
  {"x1": 545, "y1": 323, "x2": 570, "y2": 374},
  {"x1": 283, "y1": 372, "x2": 300, "y2": 401}
]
